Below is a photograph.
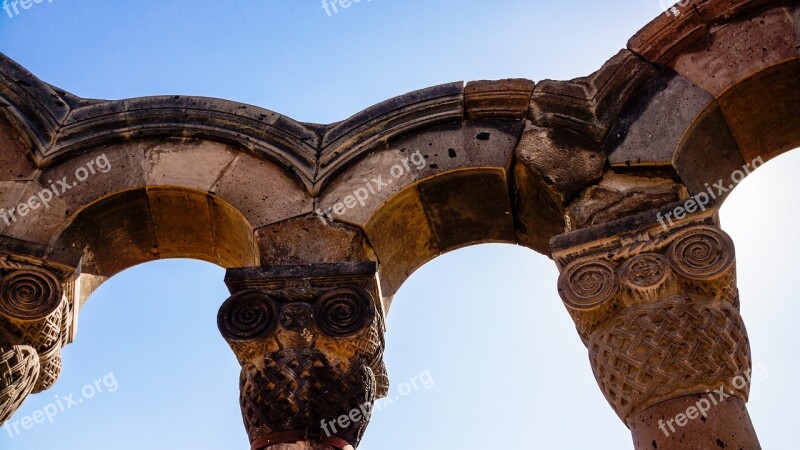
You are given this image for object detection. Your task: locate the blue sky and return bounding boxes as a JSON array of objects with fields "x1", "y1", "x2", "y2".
[{"x1": 1, "y1": 1, "x2": 798, "y2": 449}]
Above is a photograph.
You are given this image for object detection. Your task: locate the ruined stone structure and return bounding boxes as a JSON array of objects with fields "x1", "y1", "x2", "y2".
[{"x1": 0, "y1": 0, "x2": 797, "y2": 448}]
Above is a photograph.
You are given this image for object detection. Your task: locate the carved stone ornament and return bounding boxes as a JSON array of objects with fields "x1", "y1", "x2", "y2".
[
  {"x1": 552, "y1": 209, "x2": 750, "y2": 425},
  {"x1": 219, "y1": 262, "x2": 387, "y2": 450},
  {"x1": 0, "y1": 256, "x2": 75, "y2": 424}
]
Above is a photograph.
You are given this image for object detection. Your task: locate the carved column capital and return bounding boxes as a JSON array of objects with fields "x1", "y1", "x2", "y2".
[
  {"x1": 0, "y1": 243, "x2": 80, "y2": 425},
  {"x1": 551, "y1": 208, "x2": 751, "y2": 426},
  {"x1": 219, "y1": 262, "x2": 387, "y2": 450}
]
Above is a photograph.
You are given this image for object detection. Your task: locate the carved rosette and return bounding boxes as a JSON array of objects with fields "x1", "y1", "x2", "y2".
[
  {"x1": 0, "y1": 263, "x2": 71, "y2": 424},
  {"x1": 554, "y1": 220, "x2": 750, "y2": 424},
  {"x1": 219, "y1": 263, "x2": 387, "y2": 450}
]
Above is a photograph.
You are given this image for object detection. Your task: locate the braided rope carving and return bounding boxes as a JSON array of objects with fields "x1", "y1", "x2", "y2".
[
  {"x1": 589, "y1": 297, "x2": 750, "y2": 423},
  {"x1": 220, "y1": 277, "x2": 386, "y2": 448},
  {"x1": 0, "y1": 265, "x2": 70, "y2": 423},
  {"x1": 240, "y1": 349, "x2": 375, "y2": 445},
  {"x1": 556, "y1": 225, "x2": 750, "y2": 423},
  {"x1": 0, "y1": 344, "x2": 39, "y2": 424}
]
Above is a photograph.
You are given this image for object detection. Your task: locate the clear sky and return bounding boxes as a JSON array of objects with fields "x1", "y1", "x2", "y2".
[{"x1": 1, "y1": 1, "x2": 797, "y2": 449}]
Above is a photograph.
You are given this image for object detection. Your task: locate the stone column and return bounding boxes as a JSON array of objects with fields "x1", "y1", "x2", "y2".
[
  {"x1": 218, "y1": 262, "x2": 388, "y2": 450},
  {"x1": 551, "y1": 208, "x2": 761, "y2": 450},
  {"x1": 0, "y1": 261, "x2": 75, "y2": 424}
]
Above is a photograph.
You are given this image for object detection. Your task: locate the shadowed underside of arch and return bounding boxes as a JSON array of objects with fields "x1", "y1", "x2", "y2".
[{"x1": 0, "y1": 1, "x2": 798, "y2": 448}]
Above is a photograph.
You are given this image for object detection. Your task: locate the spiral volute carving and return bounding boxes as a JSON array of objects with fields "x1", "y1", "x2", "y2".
[
  {"x1": 558, "y1": 260, "x2": 618, "y2": 310},
  {"x1": 668, "y1": 226, "x2": 735, "y2": 280},
  {"x1": 314, "y1": 287, "x2": 375, "y2": 337},
  {"x1": 218, "y1": 290, "x2": 278, "y2": 341},
  {"x1": 0, "y1": 268, "x2": 63, "y2": 322}
]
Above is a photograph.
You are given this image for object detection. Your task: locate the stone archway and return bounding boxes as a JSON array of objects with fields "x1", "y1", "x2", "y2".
[{"x1": 1, "y1": 1, "x2": 798, "y2": 448}]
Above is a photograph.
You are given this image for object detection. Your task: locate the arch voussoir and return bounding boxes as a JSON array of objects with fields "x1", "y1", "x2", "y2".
[{"x1": 0, "y1": 1, "x2": 796, "y2": 447}]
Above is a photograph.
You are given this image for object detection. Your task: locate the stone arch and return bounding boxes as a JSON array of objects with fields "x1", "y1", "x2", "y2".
[
  {"x1": 51, "y1": 187, "x2": 258, "y2": 303},
  {"x1": 0, "y1": 1, "x2": 798, "y2": 448}
]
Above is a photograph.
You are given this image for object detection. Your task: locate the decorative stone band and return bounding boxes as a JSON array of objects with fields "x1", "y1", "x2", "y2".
[
  {"x1": 551, "y1": 209, "x2": 751, "y2": 425},
  {"x1": 219, "y1": 262, "x2": 387, "y2": 448},
  {"x1": 251, "y1": 430, "x2": 353, "y2": 450},
  {"x1": 590, "y1": 296, "x2": 750, "y2": 423},
  {"x1": 557, "y1": 225, "x2": 739, "y2": 342}
]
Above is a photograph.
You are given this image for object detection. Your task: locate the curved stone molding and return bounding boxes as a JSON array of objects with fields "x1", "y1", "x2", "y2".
[
  {"x1": 0, "y1": 0, "x2": 795, "y2": 282},
  {"x1": 318, "y1": 82, "x2": 465, "y2": 190},
  {"x1": 0, "y1": 52, "x2": 70, "y2": 155},
  {"x1": 219, "y1": 263, "x2": 387, "y2": 449},
  {"x1": 54, "y1": 97, "x2": 321, "y2": 190},
  {"x1": 628, "y1": 0, "x2": 780, "y2": 65},
  {"x1": 529, "y1": 50, "x2": 657, "y2": 143},
  {"x1": 0, "y1": 1, "x2": 795, "y2": 447}
]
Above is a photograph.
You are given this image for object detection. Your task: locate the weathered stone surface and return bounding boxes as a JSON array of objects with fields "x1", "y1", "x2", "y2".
[
  {"x1": 514, "y1": 126, "x2": 606, "y2": 251},
  {"x1": 219, "y1": 263, "x2": 385, "y2": 449},
  {"x1": 318, "y1": 119, "x2": 521, "y2": 227},
  {"x1": 553, "y1": 211, "x2": 753, "y2": 440},
  {"x1": 529, "y1": 50, "x2": 657, "y2": 143},
  {"x1": 255, "y1": 218, "x2": 372, "y2": 267},
  {"x1": 365, "y1": 187, "x2": 436, "y2": 297},
  {"x1": 566, "y1": 173, "x2": 688, "y2": 230},
  {"x1": 366, "y1": 167, "x2": 516, "y2": 296},
  {"x1": 464, "y1": 79, "x2": 535, "y2": 119},
  {"x1": 630, "y1": 395, "x2": 761, "y2": 450},
  {"x1": 673, "y1": 102, "x2": 747, "y2": 197},
  {"x1": 0, "y1": 2, "x2": 796, "y2": 445},
  {"x1": 212, "y1": 151, "x2": 314, "y2": 229},
  {"x1": 628, "y1": 5, "x2": 708, "y2": 65},
  {"x1": 53, "y1": 189, "x2": 256, "y2": 278},
  {"x1": 144, "y1": 139, "x2": 238, "y2": 191},
  {"x1": 417, "y1": 169, "x2": 515, "y2": 250},
  {"x1": 670, "y1": 5, "x2": 798, "y2": 96},
  {"x1": 36, "y1": 142, "x2": 147, "y2": 213},
  {"x1": 0, "y1": 181, "x2": 70, "y2": 244},
  {"x1": 694, "y1": 0, "x2": 780, "y2": 25},
  {"x1": 607, "y1": 69, "x2": 714, "y2": 170},
  {"x1": 0, "y1": 115, "x2": 37, "y2": 182},
  {"x1": 53, "y1": 95, "x2": 320, "y2": 189},
  {"x1": 718, "y1": 59, "x2": 800, "y2": 161},
  {"x1": 318, "y1": 82, "x2": 464, "y2": 190},
  {"x1": 0, "y1": 52, "x2": 69, "y2": 155}
]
